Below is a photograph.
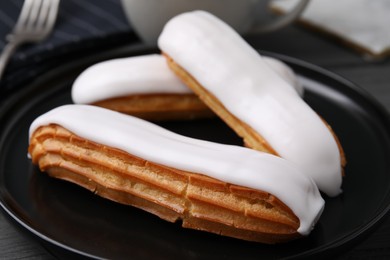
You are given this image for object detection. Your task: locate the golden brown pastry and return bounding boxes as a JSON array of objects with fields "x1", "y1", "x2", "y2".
[
  {"x1": 28, "y1": 105, "x2": 324, "y2": 244},
  {"x1": 158, "y1": 11, "x2": 345, "y2": 197},
  {"x1": 91, "y1": 94, "x2": 212, "y2": 121}
]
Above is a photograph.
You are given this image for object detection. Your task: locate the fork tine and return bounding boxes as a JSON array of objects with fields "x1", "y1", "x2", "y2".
[
  {"x1": 25, "y1": 0, "x2": 43, "y2": 31},
  {"x1": 42, "y1": 0, "x2": 60, "y2": 36},
  {"x1": 12, "y1": 0, "x2": 60, "y2": 40},
  {"x1": 35, "y1": 0, "x2": 51, "y2": 31},
  {"x1": 0, "y1": 0, "x2": 60, "y2": 79},
  {"x1": 13, "y1": 0, "x2": 36, "y2": 34}
]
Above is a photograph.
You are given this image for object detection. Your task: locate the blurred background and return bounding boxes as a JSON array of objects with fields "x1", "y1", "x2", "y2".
[{"x1": 0, "y1": 0, "x2": 389, "y2": 259}]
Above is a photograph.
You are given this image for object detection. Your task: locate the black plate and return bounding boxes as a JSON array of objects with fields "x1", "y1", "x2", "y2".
[{"x1": 1, "y1": 46, "x2": 390, "y2": 259}]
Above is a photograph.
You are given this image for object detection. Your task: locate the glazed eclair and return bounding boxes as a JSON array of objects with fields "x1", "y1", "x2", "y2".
[
  {"x1": 28, "y1": 105, "x2": 324, "y2": 244},
  {"x1": 158, "y1": 11, "x2": 346, "y2": 197}
]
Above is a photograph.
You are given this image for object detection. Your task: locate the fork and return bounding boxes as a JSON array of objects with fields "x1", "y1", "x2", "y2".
[{"x1": 0, "y1": 0, "x2": 60, "y2": 80}]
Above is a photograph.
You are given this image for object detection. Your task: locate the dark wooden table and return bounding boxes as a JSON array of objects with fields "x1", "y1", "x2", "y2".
[{"x1": 1, "y1": 19, "x2": 390, "y2": 259}]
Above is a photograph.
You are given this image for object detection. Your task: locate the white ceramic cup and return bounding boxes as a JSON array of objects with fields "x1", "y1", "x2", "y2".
[{"x1": 121, "y1": 0, "x2": 310, "y2": 45}]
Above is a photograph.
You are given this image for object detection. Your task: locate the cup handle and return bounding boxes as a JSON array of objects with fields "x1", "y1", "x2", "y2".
[{"x1": 247, "y1": 0, "x2": 310, "y2": 35}]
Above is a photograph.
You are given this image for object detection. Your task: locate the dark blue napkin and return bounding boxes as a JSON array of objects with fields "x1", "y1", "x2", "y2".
[{"x1": 0, "y1": 0, "x2": 139, "y2": 99}]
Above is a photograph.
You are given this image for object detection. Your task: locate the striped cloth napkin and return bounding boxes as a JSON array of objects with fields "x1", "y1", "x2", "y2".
[{"x1": 0, "y1": 0, "x2": 139, "y2": 99}]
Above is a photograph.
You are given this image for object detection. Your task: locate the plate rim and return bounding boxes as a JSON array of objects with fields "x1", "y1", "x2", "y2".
[{"x1": 1, "y1": 46, "x2": 390, "y2": 259}]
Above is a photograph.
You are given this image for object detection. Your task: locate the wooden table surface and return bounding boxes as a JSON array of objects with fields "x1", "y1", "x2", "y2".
[{"x1": 1, "y1": 20, "x2": 390, "y2": 259}]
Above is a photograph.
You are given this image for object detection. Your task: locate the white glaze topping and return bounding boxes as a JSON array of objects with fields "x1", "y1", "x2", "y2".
[
  {"x1": 29, "y1": 104, "x2": 324, "y2": 235},
  {"x1": 71, "y1": 54, "x2": 303, "y2": 104},
  {"x1": 264, "y1": 57, "x2": 304, "y2": 96},
  {"x1": 158, "y1": 11, "x2": 342, "y2": 197}
]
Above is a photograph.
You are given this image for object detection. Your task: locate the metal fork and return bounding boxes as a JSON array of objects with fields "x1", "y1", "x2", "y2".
[{"x1": 0, "y1": 0, "x2": 60, "y2": 80}]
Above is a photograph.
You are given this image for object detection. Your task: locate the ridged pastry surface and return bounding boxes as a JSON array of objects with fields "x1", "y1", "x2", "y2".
[{"x1": 29, "y1": 105, "x2": 324, "y2": 239}]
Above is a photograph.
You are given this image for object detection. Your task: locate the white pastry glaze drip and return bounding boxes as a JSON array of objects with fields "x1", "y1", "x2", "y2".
[
  {"x1": 29, "y1": 105, "x2": 324, "y2": 235},
  {"x1": 71, "y1": 54, "x2": 303, "y2": 104},
  {"x1": 158, "y1": 11, "x2": 342, "y2": 197}
]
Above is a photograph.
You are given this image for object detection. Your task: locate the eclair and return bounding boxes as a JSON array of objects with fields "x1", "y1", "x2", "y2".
[
  {"x1": 72, "y1": 54, "x2": 210, "y2": 121},
  {"x1": 28, "y1": 105, "x2": 324, "y2": 244},
  {"x1": 158, "y1": 11, "x2": 346, "y2": 197},
  {"x1": 71, "y1": 54, "x2": 303, "y2": 120}
]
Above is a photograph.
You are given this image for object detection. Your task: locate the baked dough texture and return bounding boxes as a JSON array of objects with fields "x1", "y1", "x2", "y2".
[
  {"x1": 29, "y1": 124, "x2": 304, "y2": 244},
  {"x1": 92, "y1": 93, "x2": 213, "y2": 121},
  {"x1": 158, "y1": 11, "x2": 346, "y2": 196},
  {"x1": 165, "y1": 54, "x2": 346, "y2": 165},
  {"x1": 164, "y1": 54, "x2": 278, "y2": 155}
]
